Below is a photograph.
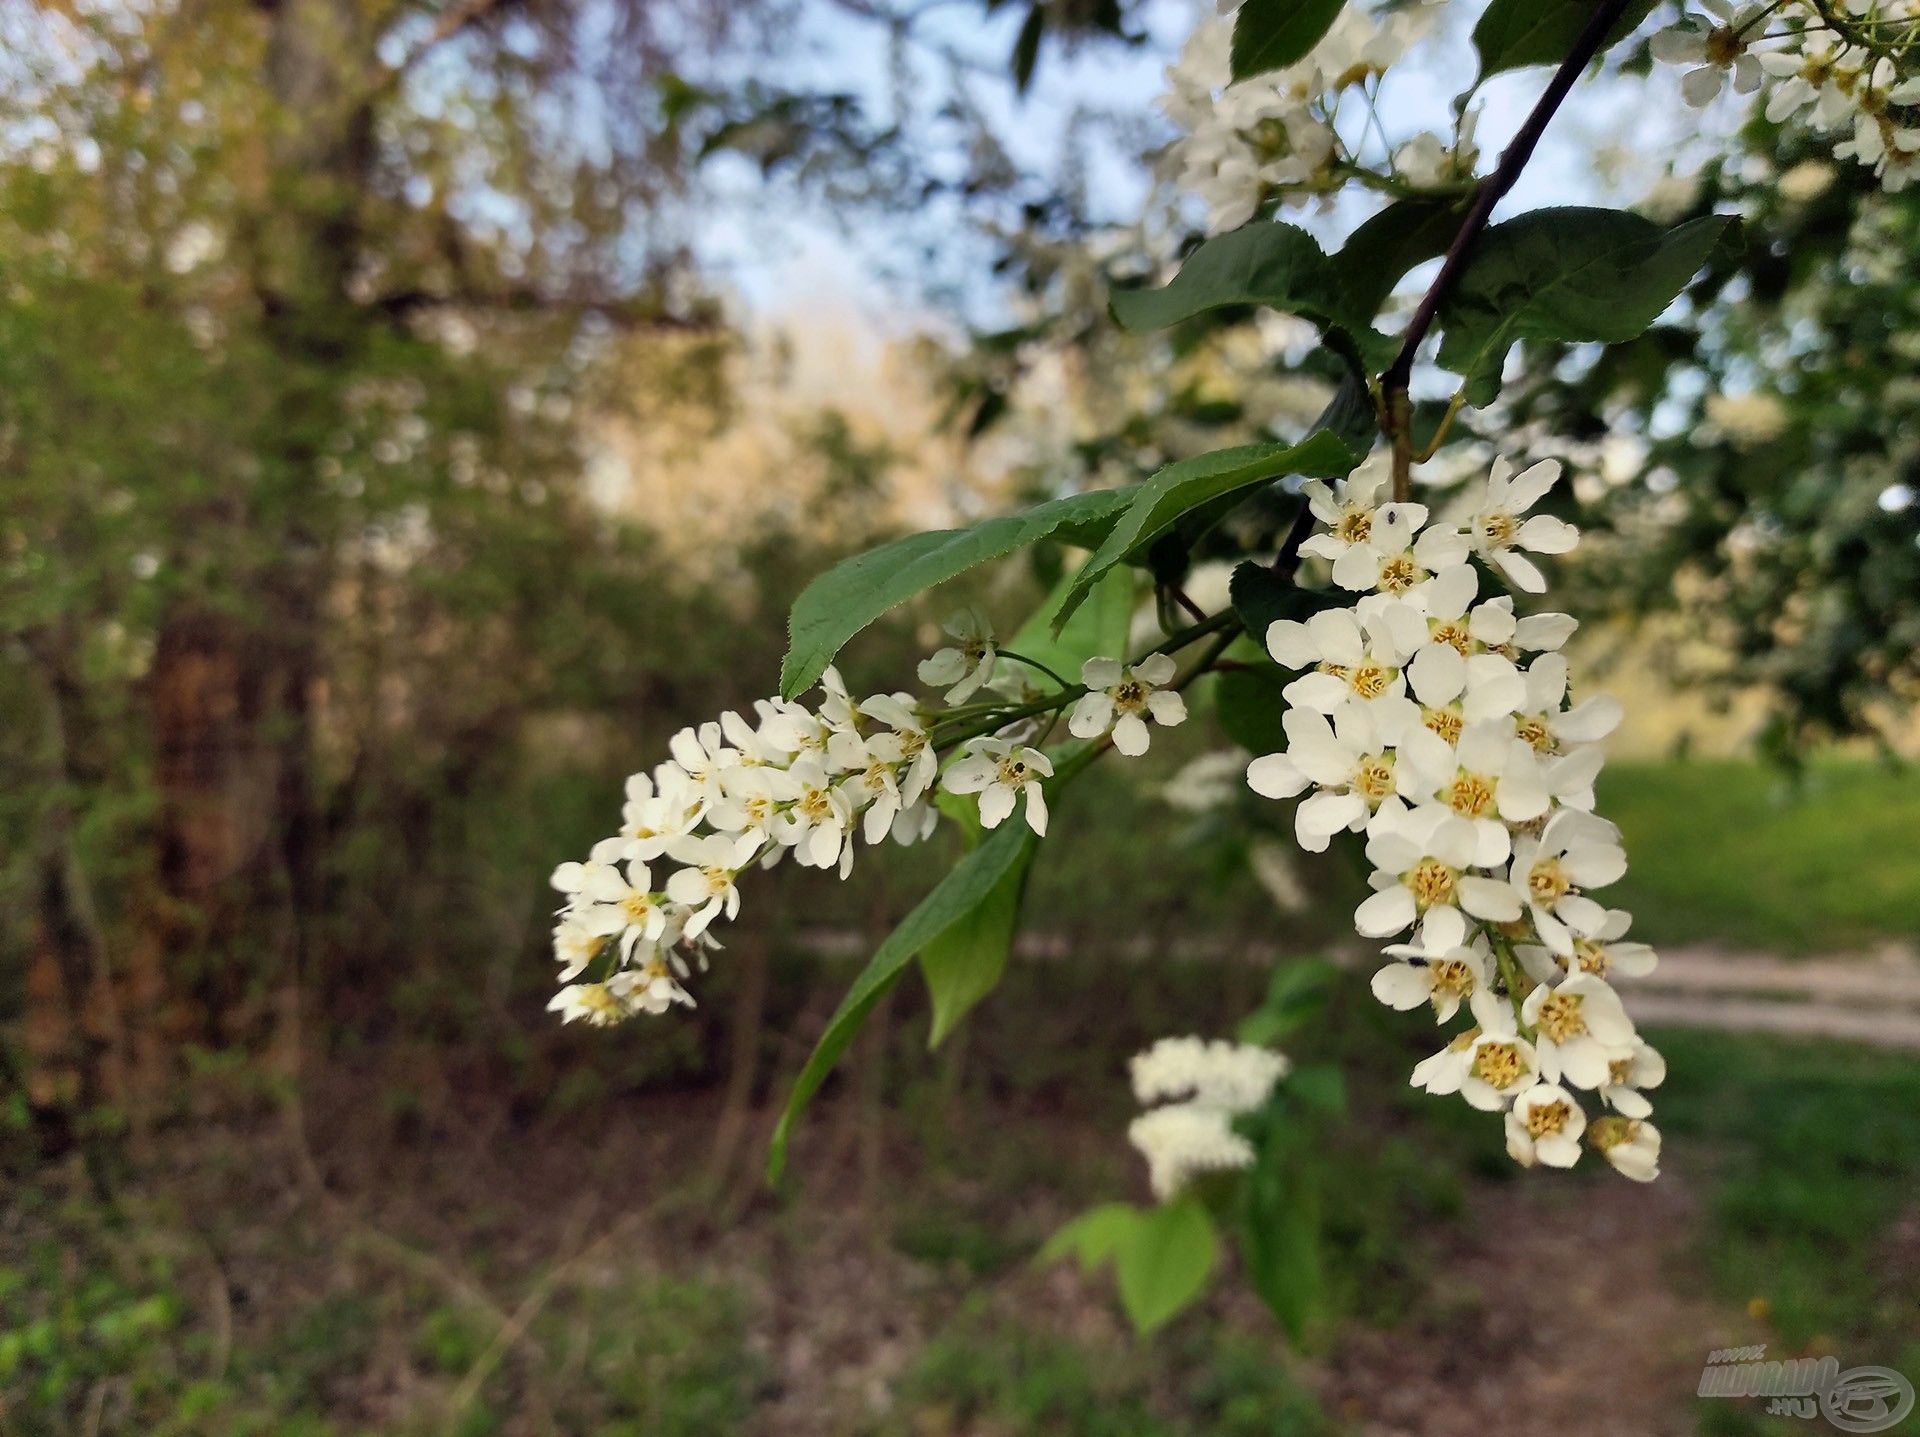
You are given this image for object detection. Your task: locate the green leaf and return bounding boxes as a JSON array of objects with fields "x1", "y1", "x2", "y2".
[
  {"x1": 1215, "y1": 666, "x2": 1292, "y2": 755},
  {"x1": 1231, "y1": 0, "x2": 1347, "y2": 80},
  {"x1": 767, "y1": 819, "x2": 1037, "y2": 1180},
  {"x1": 1237, "y1": 958, "x2": 1343, "y2": 1045},
  {"x1": 1048, "y1": 434, "x2": 1360, "y2": 632},
  {"x1": 1008, "y1": 564, "x2": 1137, "y2": 690},
  {"x1": 1116, "y1": 1196, "x2": 1219, "y2": 1336},
  {"x1": 1327, "y1": 196, "x2": 1465, "y2": 326},
  {"x1": 1434, "y1": 208, "x2": 1738, "y2": 406},
  {"x1": 1226, "y1": 561, "x2": 1347, "y2": 647},
  {"x1": 779, "y1": 488, "x2": 1131, "y2": 699},
  {"x1": 1303, "y1": 369, "x2": 1379, "y2": 455},
  {"x1": 1286, "y1": 1062, "x2": 1347, "y2": 1115},
  {"x1": 1239, "y1": 1144, "x2": 1322, "y2": 1342},
  {"x1": 1472, "y1": 0, "x2": 1657, "y2": 78},
  {"x1": 1037, "y1": 1202, "x2": 1143, "y2": 1269},
  {"x1": 1043, "y1": 1198, "x2": 1226, "y2": 1338},
  {"x1": 919, "y1": 839, "x2": 1032, "y2": 1047},
  {"x1": 1110, "y1": 223, "x2": 1395, "y2": 363}
]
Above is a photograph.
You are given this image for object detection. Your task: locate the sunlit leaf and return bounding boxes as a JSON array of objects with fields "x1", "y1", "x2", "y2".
[
  {"x1": 1435, "y1": 208, "x2": 1738, "y2": 405},
  {"x1": 1472, "y1": 0, "x2": 1658, "y2": 78},
  {"x1": 919, "y1": 834, "x2": 1032, "y2": 1048},
  {"x1": 1231, "y1": 0, "x2": 1347, "y2": 81},
  {"x1": 1116, "y1": 1195, "x2": 1219, "y2": 1335},
  {"x1": 779, "y1": 488, "x2": 1132, "y2": 699},
  {"x1": 1047, "y1": 433, "x2": 1361, "y2": 632},
  {"x1": 767, "y1": 819, "x2": 1038, "y2": 1180}
]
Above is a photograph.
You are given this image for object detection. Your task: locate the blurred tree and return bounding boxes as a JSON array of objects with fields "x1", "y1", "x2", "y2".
[
  {"x1": 0, "y1": 0, "x2": 760, "y2": 1129},
  {"x1": 0, "y1": 0, "x2": 1157, "y2": 1154},
  {"x1": 1499, "y1": 133, "x2": 1920, "y2": 754}
]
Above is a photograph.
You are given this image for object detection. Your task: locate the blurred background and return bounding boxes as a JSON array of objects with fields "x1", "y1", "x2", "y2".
[{"x1": 1, "y1": 0, "x2": 1916, "y2": 1433}]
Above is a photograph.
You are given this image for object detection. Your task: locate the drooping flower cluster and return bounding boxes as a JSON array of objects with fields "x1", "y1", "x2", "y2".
[
  {"x1": 1244, "y1": 457, "x2": 1664, "y2": 1181},
  {"x1": 1127, "y1": 1037, "x2": 1292, "y2": 1198},
  {"x1": 547, "y1": 667, "x2": 943, "y2": 1025},
  {"x1": 550, "y1": 609, "x2": 1195, "y2": 1024},
  {"x1": 1653, "y1": 1, "x2": 1920, "y2": 189},
  {"x1": 1158, "y1": 3, "x2": 1470, "y2": 234}
]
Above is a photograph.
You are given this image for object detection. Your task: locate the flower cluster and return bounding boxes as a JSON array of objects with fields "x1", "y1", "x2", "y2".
[
  {"x1": 1126, "y1": 1037, "x2": 1292, "y2": 1198},
  {"x1": 550, "y1": 607, "x2": 1197, "y2": 1023},
  {"x1": 1244, "y1": 457, "x2": 1664, "y2": 1181},
  {"x1": 1654, "y1": 0, "x2": 1920, "y2": 189},
  {"x1": 547, "y1": 667, "x2": 943, "y2": 1025},
  {"x1": 1158, "y1": 3, "x2": 1468, "y2": 234}
]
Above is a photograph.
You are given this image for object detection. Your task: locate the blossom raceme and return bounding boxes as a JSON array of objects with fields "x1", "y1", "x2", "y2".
[
  {"x1": 1245, "y1": 454, "x2": 1666, "y2": 1178},
  {"x1": 548, "y1": 612, "x2": 1210, "y2": 1024},
  {"x1": 1127, "y1": 1037, "x2": 1290, "y2": 1198},
  {"x1": 1651, "y1": 1, "x2": 1920, "y2": 191},
  {"x1": 546, "y1": 650, "x2": 1007, "y2": 1024},
  {"x1": 1156, "y1": 4, "x2": 1462, "y2": 235}
]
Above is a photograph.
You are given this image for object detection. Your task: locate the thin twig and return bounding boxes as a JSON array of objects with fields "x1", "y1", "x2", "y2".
[
  {"x1": 1378, "y1": 0, "x2": 1639, "y2": 497},
  {"x1": 1169, "y1": 585, "x2": 1209, "y2": 625},
  {"x1": 1271, "y1": 493, "x2": 1319, "y2": 581}
]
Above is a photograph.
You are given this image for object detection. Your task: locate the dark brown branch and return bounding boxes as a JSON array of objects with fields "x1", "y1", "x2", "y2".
[
  {"x1": 1271, "y1": 490, "x2": 1319, "y2": 581},
  {"x1": 1378, "y1": 0, "x2": 1640, "y2": 495},
  {"x1": 369, "y1": 286, "x2": 726, "y2": 333}
]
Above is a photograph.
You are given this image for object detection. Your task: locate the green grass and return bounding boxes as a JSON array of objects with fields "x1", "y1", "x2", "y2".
[
  {"x1": 0, "y1": 1189, "x2": 764, "y2": 1437},
  {"x1": 1651, "y1": 1027, "x2": 1920, "y2": 1437},
  {"x1": 1598, "y1": 759, "x2": 1920, "y2": 954},
  {"x1": 878, "y1": 1300, "x2": 1333, "y2": 1437}
]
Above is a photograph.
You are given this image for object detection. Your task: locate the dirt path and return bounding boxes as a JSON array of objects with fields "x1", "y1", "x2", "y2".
[
  {"x1": 1626, "y1": 944, "x2": 1920, "y2": 1049},
  {"x1": 803, "y1": 929, "x2": 1920, "y2": 1049},
  {"x1": 1314, "y1": 1171, "x2": 1734, "y2": 1437}
]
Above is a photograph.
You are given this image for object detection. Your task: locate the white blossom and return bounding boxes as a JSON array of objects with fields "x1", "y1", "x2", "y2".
[
  {"x1": 1130, "y1": 1036, "x2": 1291, "y2": 1111},
  {"x1": 1245, "y1": 700, "x2": 1419, "y2": 851},
  {"x1": 1505, "y1": 1082, "x2": 1587, "y2": 1168},
  {"x1": 918, "y1": 609, "x2": 998, "y2": 703},
  {"x1": 1521, "y1": 972, "x2": 1638, "y2": 1089},
  {"x1": 1126, "y1": 1036, "x2": 1289, "y2": 1198},
  {"x1": 1357, "y1": 801, "x2": 1523, "y2": 949},
  {"x1": 1468, "y1": 457, "x2": 1578, "y2": 593},
  {"x1": 1127, "y1": 1104, "x2": 1257, "y2": 1199},
  {"x1": 943, "y1": 738, "x2": 1053, "y2": 835},
  {"x1": 1069, "y1": 653, "x2": 1187, "y2": 755},
  {"x1": 1588, "y1": 1115, "x2": 1662, "y2": 1181}
]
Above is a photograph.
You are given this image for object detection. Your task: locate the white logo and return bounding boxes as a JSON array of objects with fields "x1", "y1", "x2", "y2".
[{"x1": 1698, "y1": 1347, "x2": 1915, "y2": 1434}]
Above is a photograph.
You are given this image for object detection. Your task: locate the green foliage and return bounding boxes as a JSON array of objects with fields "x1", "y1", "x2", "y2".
[
  {"x1": 1230, "y1": 0, "x2": 1348, "y2": 81},
  {"x1": 1435, "y1": 207, "x2": 1739, "y2": 404},
  {"x1": 1600, "y1": 760, "x2": 1920, "y2": 953},
  {"x1": 545, "y1": 1274, "x2": 765, "y2": 1436},
  {"x1": 1047, "y1": 434, "x2": 1360, "y2": 630},
  {"x1": 1236, "y1": 1087, "x2": 1328, "y2": 1341},
  {"x1": 919, "y1": 840, "x2": 1032, "y2": 1048},
  {"x1": 1226, "y1": 560, "x2": 1347, "y2": 649},
  {"x1": 1506, "y1": 146, "x2": 1920, "y2": 742},
  {"x1": 778, "y1": 489, "x2": 1131, "y2": 698},
  {"x1": 1116, "y1": 1198, "x2": 1221, "y2": 1336},
  {"x1": 1006, "y1": 565, "x2": 1138, "y2": 695},
  {"x1": 1042, "y1": 1196, "x2": 1221, "y2": 1336},
  {"x1": 1109, "y1": 222, "x2": 1395, "y2": 366},
  {"x1": 1326, "y1": 197, "x2": 1466, "y2": 330},
  {"x1": 1471, "y1": 0, "x2": 1659, "y2": 79},
  {"x1": 888, "y1": 1304, "x2": 1332, "y2": 1436},
  {"x1": 769, "y1": 818, "x2": 1040, "y2": 1179},
  {"x1": 1651, "y1": 1029, "x2": 1920, "y2": 1352},
  {"x1": 1236, "y1": 960, "x2": 1343, "y2": 1046},
  {"x1": 1214, "y1": 667, "x2": 1293, "y2": 754}
]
